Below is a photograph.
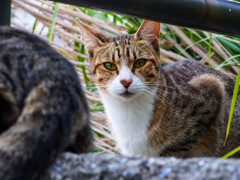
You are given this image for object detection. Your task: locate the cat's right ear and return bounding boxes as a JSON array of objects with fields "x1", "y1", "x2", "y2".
[
  {"x1": 76, "y1": 21, "x2": 110, "y2": 58},
  {"x1": 134, "y1": 20, "x2": 160, "y2": 51}
]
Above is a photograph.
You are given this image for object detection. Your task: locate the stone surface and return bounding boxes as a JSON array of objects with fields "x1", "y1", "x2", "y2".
[{"x1": 47, "y1": 152, "x2": 240, "y2": 180}]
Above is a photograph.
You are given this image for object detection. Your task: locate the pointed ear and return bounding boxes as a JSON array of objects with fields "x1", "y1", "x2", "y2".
[
  {"x1": 76, "y1": 21, "x2": 110, "y2": 58},
  {"x1": 134, "y1": 20, "x2": 160, "y2": 50}
]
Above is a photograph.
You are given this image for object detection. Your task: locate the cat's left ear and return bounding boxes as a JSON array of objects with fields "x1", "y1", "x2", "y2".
[
  {"x1": 76, "y1": 21, "x2": 110, "y2": 58},
  {"x1": 134, "y1": 20, "x2": 160, "y2": 50}
]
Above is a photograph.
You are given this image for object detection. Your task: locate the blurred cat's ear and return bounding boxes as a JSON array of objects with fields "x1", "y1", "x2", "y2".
[
  {"x1": 76, "y1": 21, "x2": 110, "y2": 58},
  {"x1": 134, "y1": 20, "x2": 160, "y2": 50}
]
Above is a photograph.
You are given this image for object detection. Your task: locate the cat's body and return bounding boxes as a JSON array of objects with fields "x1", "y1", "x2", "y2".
[
  {"x1": 0, "y1": 27, "x2": 92, "y2": 180},
  {"x1": 101, "y1": 59, "x2": 240, "y2": 157},
  {"x1": 151, "y1": 60, "x2": 239, "y2": 157},
  {"x1": 78, "y1": 20, "x2": 240, "y2": 158}
]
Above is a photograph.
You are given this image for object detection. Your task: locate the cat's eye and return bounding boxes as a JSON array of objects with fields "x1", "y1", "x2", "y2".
[
  {"x1": 133, "y1": 59, "x2": 147, "y2": 69},
  {"x1": 104, "y1": 62, "x2": 117, "y2": 71}
]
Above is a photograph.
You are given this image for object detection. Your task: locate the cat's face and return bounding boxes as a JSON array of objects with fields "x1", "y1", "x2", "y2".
[{"x1": 77, "y1": 20, "x2": 160, "y2": 101}]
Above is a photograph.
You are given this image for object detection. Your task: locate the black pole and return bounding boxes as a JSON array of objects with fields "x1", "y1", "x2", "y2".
[
  {"x1": 52, "y1": 0, "x2": 240, "y2": 37},
  {"x1": 0, "y1": 0, "x2": 11, "y2": 26}
]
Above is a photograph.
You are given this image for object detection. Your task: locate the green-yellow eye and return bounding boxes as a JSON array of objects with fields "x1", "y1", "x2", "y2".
[
  {"x1": 103, "y1": 62, "x2": 117, "y2": 71},
  {"x1": 133, "y1": 59, "x2": 146, "y2": 68}
]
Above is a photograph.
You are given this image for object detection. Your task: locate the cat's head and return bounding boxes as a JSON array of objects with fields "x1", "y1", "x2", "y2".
[{"x1": 77, "y1": 20, "x2": 160, "y2": 101}]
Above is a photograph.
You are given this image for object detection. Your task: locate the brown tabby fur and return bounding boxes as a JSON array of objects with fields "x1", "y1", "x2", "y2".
[
  {"x1": 78, "y1": 20, "x2": 240, "y2": 158},
  {"x1": 0, "y1": 27, "x2": 92, "y2": 180}
]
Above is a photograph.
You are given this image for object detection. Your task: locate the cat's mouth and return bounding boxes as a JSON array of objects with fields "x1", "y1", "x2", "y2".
[{"x1": 120, "y1": 91, "x2": 135, "y2": 98}]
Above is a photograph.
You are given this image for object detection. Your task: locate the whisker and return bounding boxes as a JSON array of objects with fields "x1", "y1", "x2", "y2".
[{"x1": 142, "y1": 89, "x2": 167, "y2": 104}]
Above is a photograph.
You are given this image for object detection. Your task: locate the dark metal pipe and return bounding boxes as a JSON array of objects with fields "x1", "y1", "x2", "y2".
[
  {"x1": 52, "y1": 0, "x2": 240, "y2": 37},
  {"x1": 0, "y1": 0, "x2": 11, "y2": 26}
]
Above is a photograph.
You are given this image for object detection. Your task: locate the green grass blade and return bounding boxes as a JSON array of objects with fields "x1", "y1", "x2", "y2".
[
  {"x1": 221, "y1": 146, "x2": 240, "y2": 159},
  {"x1": 74, "y1": 42, "x2": 90, "y2": 90},
  {"x1": 90, "y1": 108, "x2": 104, "y2": 113},
  {"x1": 182, "y1": 34, "x2": 220, "y2": 53},
  {"x1": 208, "y1": 33, "x2": 212, "y2": 67},
  {"x1": 48, "y1": 2, "x2": 59, "y2": 44},
  {"x1": 216, "y1": 54, "x2": 240, "y2": 70},
  {"x1": 32, "y1": 19, "x2": 38, "y2": 34},
  {"x1": 217, "y1": 37, "x2": 240, "y2": 53},
  {"x1": 224, "y1": 67, "x2": 240, "y2": 144}
]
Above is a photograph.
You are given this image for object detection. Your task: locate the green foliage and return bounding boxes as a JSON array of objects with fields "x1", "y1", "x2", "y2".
[
  {"x1": 90, "y1": 108, "x2": 104, "y2": 113},
  {"x1": 208, "y1": 33, "x2": 212, "y2": 67},
  {"x1": 92, "y1": 146, "x2": 102, "y2": 152},
  {"x1": 74, "y1": 41, "x2": 90, "y2": 90},
  {"x1": 31, "y1": 19, "x2": 38, "y2": 34},
  {"x1": 225, "y1": 67, "x2": 240, "y2": 143},
  {"x1": 47, "y1": 2, "x2": 59, "y2": 44},
  {"x1": 221, "y1": 146, "x2": 240, "y2": 159}
]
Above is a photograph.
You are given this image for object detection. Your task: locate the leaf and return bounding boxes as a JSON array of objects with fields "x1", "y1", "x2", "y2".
[
  {"x1": 224, "y1": 67, "x2": 240, "y2": 144},
  {"x1": 208, "y1": 33, "x2": 213, "y2": 67},
  {"x1": 47, "y1": 2, "x2": 59, "y2": 44},
  {"x1": 217, "y1": 37, "x2": 240, "y2": 53},
  {"x1": 31, "y1": 19, "x2": 38, "y2": 34},
  {"x1": 221, "y1": 146, "x2": 240, "y2": 159}
]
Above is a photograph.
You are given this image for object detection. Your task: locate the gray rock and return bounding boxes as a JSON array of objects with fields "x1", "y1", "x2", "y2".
[{"x1": 47, "y1": 152, "x2": 240, "y2": 180}]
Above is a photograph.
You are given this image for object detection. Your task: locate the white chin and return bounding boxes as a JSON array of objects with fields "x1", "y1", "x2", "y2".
[
  {"x1": 107, "y1": 89, "x2": 141, "y2": 101},
  {"x1": 117, "y1": 91, "x2": 139, "y2": 101}
]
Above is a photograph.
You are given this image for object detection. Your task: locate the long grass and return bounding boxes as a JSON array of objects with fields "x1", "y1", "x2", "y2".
[
  {"x1": 47, "y1": 2, "x2": 59, "y2": 44},
  {"x1": 225, "y1": 67, "x2": 240, "y2": 144},
  {"x1": 11, "y1": 0, "x2": 240, "y2": 156},
  {"x1": 221, "y1": 146, "x2": 240, "y2": 159}
]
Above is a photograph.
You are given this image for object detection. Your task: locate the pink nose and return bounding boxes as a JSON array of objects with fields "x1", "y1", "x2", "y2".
[{"x1": 120, "y1": 79, "x2": 133, "y2": 88}]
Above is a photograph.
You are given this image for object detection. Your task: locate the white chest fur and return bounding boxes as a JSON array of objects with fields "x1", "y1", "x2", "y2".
[{"x1": 100, "y1": 92, "x2": 157, "y2": 156}]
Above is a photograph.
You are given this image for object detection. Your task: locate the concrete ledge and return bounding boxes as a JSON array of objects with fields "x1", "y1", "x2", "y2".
[{"x1": 47, "y1": 152, "x2": 240, "y2": 180}]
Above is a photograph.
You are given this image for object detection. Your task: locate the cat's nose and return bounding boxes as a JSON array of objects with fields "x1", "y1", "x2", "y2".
[{"x1": 120, "y1": 79, "x2": 133, "y2": 89}]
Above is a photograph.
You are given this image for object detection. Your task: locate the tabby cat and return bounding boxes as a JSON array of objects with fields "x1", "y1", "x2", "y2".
[
  {"x1": 77, "y1": 20, "x2": 240, "y2": 157},
  {"x1": 0, "y1": 27, "x2": 92, "y2": 180}
]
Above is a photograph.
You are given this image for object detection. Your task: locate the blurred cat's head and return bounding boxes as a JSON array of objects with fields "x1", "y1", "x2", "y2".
[{"x1": 77, "y1": 20, "x2": 160, "y2": 101}]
